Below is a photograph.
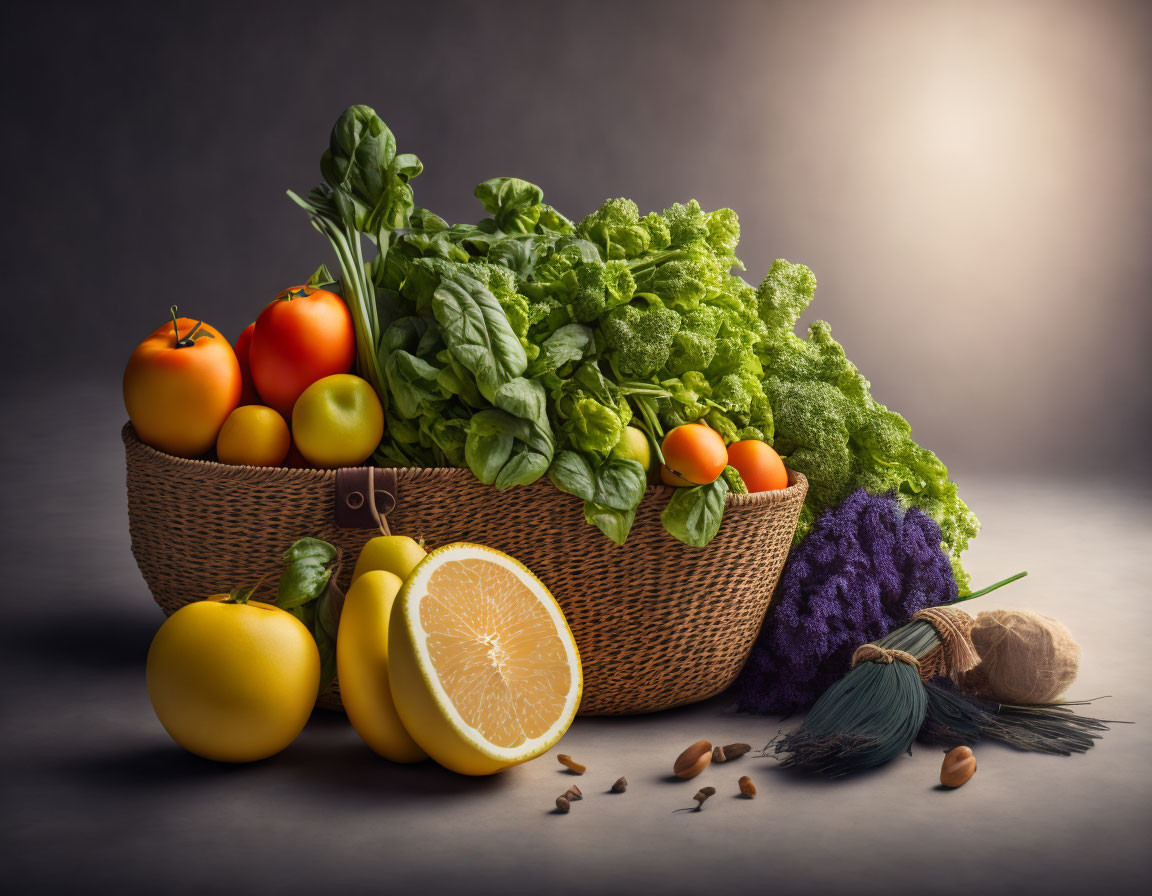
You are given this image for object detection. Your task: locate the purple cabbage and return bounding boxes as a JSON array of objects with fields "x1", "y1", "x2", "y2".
[{"x1": 736, "y1": 489, "x2": 958, "y2": 714}]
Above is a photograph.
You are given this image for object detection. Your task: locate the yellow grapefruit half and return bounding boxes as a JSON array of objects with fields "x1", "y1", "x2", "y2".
[{"x1": 388, "y1": 543, "x2": 582, "y2": 775}]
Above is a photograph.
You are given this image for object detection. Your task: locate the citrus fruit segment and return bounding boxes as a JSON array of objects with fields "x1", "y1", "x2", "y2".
[
  {"x1": 389, "y1": 543, "x2": 582, "y2": 775},
  {"x1": 337, "y1": 571, "x2": 427, "y2": 763}
]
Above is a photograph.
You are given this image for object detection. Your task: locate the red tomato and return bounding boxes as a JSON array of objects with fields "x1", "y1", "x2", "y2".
[
  {"x1": 249, "y1": 286, "x2": 355, "y2": 417},
  {"x1": 726, "y1": 440, "x2": 789, "y2": 492},
  {"x1": 659, "y1": 424, "x2": 728, "y2": 486},
  {"x1": 234, "y1": 322, "x2": 260, "y2": 406}
]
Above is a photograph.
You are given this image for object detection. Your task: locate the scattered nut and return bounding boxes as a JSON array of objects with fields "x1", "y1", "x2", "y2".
[
  {"x1": 940, "y1": 746, "x2": 977, "y2": 788},
  {"x1": 713, "y1": 743, "x2": 752, "y2": 763},
  {"x1": 555, "y1": 795, "x2": 571, "y2": 813},
  {"x1": 692, "y1": 786, "x2": 717, "y2": 809},
  {"x1": 564, "y1": 785, "x2": 583, "y2": 801},
  {"x1": 673, "y1": 740, "x2": 713, "y2": 779},
  {"x1": 557, "y1": 754, "x2": 586, "y2": 775},
  {"x1": 611, "y1": 776, "x2": 628, "y2": 793},
  {"x1": 738, "y1": 775, "x2": 756, "y2": 798}
]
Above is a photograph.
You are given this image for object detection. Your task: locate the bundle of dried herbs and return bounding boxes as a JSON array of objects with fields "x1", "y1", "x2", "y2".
[{"x1": 767, "y1": 574, "x2": 1114, "y2": 777}]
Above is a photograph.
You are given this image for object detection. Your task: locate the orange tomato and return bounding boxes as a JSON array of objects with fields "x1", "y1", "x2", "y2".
[
  {"x1": 123, "y1": 311, "x2": 241, "y2": 457},
  {"x1": 249, "y1": 285, "x2": 355, "y2": 417},
  {"x1": 659, "y1": 423, "x2": 728, "y2": 486},
  {"x1": 726, "y1": 439, "x2": 789, "y2": 492},
  {"x1": 234, "y1": 322, "x2": 259, "y2": 405}
]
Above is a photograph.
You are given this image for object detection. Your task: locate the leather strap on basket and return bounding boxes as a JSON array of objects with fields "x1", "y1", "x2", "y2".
[{"x1": 335, "y1": 468, "x2": 397, "y2": 533}]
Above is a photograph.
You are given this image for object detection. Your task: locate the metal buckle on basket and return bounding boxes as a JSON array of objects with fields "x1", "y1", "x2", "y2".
[{"x1": 335, "y1": 467, "x2": 397, "y2": 532}]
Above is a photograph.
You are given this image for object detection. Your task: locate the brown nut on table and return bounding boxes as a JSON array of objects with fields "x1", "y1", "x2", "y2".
[
  {"x1": 555, "y1": 795, "x2": 571, "y2": 813},
  {"x1": 564, "y1": 785, "x2": 583, "y2": 801},
  {"x1": 611, "y1": 776, "x2": 628, "y2": 793},
  {"x1": 738, "y1": 775, "x2": 756, "y2": 798},
  {"x1": 673, "y1": 741, "x2": 713, "y2": 779},
  {"x1": 713, "y1": 743, "x2": 752, "y2": 763},
  {"x1": 692, "y1": 786, "x2": 717, "y2": 808},
  {"x1": 557, "y1": 754, "x2": 586, "y2": 775},
  {"x1": 940, "y1": 746, "x2": 977, "y2": 788}
]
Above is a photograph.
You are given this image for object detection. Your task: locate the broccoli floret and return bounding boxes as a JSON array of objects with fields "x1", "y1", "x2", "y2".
[
  {"x1": 665, "y1": 305, "x2": 724, "y2": 376},
  {"x1": 641, "y1": 212, "x2": 671, "y2": 250},
  {"x1": 577, "y1": 198, "x2": 651, "y2": 259},
  {"x1": 712, "y1": 372, "x2": 755, "y2": 418},
  {"x1": 662, "y1": 199, "x2": 710, "y2": 248},
  {"x1": 705, "y1": 208, "x2": 741, "y2": 267},
  {"x1": 756, "y1": 259, "x2": 817, "y2": 331},
  {"x1": 646, "y1": 258, "x2": 714, "y2": 307},
  {"x1": 569, "y1": 260, "x2": 635, "y2": 322},
  {"x1": 601, "y1": 304, "x2": 681, "y2": 378}
]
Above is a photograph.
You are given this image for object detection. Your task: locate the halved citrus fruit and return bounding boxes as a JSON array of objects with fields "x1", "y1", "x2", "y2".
[{"x1": 388, "y1": 543, "x2": 582, "y2": 775}]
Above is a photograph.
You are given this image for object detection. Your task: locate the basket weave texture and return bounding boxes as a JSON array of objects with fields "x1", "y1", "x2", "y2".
[{"x1": 124, "y1": 423, "x2": 806, "y2": 715}]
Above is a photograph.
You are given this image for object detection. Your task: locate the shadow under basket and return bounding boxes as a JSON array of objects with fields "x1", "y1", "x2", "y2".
[{"x1": 123, "y1": 423, "x2": 806, "y2": 716}]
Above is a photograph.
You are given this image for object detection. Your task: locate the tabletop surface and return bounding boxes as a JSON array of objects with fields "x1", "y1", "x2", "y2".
[{"x1": 3, "y1": 384, "x2": 1149, "y2": 895}]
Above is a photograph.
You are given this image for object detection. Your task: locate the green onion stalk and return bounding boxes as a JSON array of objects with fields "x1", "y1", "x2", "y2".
[{"x1": 287, "y1": 189, "x2": 386, "y2": 408}]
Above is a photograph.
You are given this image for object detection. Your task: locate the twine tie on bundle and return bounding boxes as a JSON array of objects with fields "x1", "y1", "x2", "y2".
[
  {"x1": 912, "y1": 605, "x2": 980, "y2": 681},
  {"x1": 850, "y1": 644, "x2": 921, "y2": 674}
]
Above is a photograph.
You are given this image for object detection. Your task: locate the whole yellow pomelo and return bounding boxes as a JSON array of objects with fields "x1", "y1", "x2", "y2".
[{"x1": 146, "y1": 596, "x2": 320, "y2": 762}]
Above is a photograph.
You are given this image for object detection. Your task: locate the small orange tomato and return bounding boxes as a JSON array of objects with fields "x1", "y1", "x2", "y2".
[
  {"x1": 234, "y1": 322, "x2": 260, "y2": 405},
  {"x1": 726, "y1": 439, "x2": 789, "y2": 492},
  {"x1": 659, "y1": 423, "x2": 728, "y2": 487},
  {"x1": 250, "y1": 285, "x2": 355, "y2": 417},
  {"x1": 123, "y1": 309, "x2": 241, "y2": 457}
]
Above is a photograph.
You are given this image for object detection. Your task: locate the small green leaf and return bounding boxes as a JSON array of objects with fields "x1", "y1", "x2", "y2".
[
  {"x1": 661, "y1": 477, "x2": 729, "y2": 547},
  {"x1": 549, "y1": 451, "x2": 596, "y2": 502},
  {"x1": 583, "y1": 500, "x2": 636, "y2": 546},
  {"x1": 306, "y1": 264, "x2": 336, "y2": 289},
  {"x1": 277, "y1": 538, "x2": 338, "y2": 610}
]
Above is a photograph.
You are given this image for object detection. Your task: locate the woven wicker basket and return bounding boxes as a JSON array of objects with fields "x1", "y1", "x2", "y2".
[{"x1": 123, "y1": 423, "x2": 806, "y2": 715}]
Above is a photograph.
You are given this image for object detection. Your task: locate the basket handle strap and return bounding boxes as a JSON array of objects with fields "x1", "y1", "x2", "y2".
[
  {"x1": 334, "y1": 467, "x2": 397, "y2": 532},
  {"x1": 366, "y1": 468, "x2": 391, "y2": 537}
]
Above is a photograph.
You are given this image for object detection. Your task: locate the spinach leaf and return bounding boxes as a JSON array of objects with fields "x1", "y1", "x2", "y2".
[
  {"x1": 528, "y1": 324, "x2": 596, "y2": 378},
  {"x1": 474, "y1": 177, "x2": 545, "y2": 233},
  {"x1": 384, "y1": 351, "x2": 444, "y2": 419},
  {"x1": 494, "y1": 450, "x2": 551, "y2": 489},
  {"x1": 548, "y1": 451, "x2": 596, "y2": 502},
  {"x1": 661, "y1": 477, "x2": 729, "y2": 547},
  {"x1": 276, "y1": 538, "x2": 342, "y2": 694},
  {"x1": 321, "y1": 104, "x2": 421, "y2": 233},
  {"x1": 464, "y1": 410, "x2": 515, "y2": 485},
  {"x1": 277, "y1": 538, "x2": 337, "y2": 609},
  {"x1": 593, "y1": 457, "x2": 647, "y2": 511},
  {"x1": 431, "y1": 272, "x2": 527, "y2": 403},
  {"x1": 583, "y1": 501, "x2": 637, "y2": 546}
]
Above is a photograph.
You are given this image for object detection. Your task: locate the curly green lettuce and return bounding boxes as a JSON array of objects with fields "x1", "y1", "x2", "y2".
[{"x1": 755, "y1": 259, "x2": 980, "y2": 590}]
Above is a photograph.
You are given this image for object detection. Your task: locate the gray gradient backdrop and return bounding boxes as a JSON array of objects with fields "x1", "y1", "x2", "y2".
[
  {"x1": 6, "y1": 0, "x2": 1151, "y2": 478},
  {"x1": 4, "y1": 4, "x2": 1152, "y2": 894}
]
